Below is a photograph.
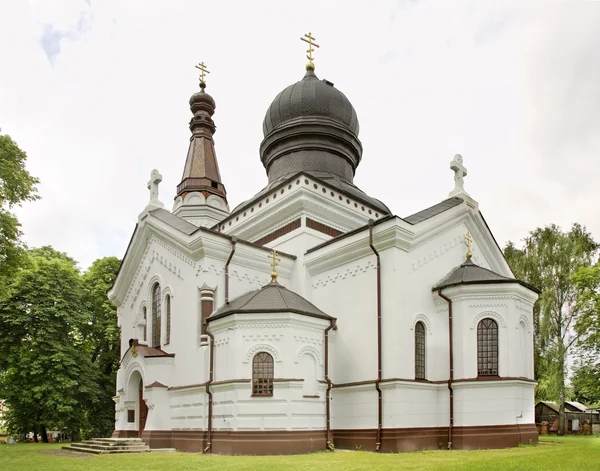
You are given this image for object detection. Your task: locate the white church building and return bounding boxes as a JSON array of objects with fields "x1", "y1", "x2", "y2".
[{"x1": 108, "y1": 47, "x2": 539, "y2": 454}]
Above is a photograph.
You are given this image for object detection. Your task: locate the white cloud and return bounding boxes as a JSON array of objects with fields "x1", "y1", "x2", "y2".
[{"x1": 1, "y1": 0, "x2": 598, "y2": 268}]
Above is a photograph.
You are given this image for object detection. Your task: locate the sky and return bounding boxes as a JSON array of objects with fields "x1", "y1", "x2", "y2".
[{"x1": 1, "y1": 0, "x2": 599, "y2": 270}]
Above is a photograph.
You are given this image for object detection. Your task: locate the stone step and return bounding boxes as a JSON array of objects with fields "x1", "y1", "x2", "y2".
[
  {"x1": 62, "y1": 445, "x2": 150, "y2": 454},
  {"x1": 80, "y1": 440, "x2": 145, "y2": 447},
  {"x1": 70, "y1": 442, "x2": 150, "y2": 452},
  {"x1": 95, "y1": 437, "x2": 144, "y2": 442}
]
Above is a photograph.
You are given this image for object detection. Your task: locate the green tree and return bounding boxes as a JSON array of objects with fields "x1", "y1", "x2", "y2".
[
  {"x1": 570, "y1": 361, "x2": 600, "y2": 406},
  {"x1": 0, "y1": 247, "x2": 92, "y2": 441},
  {"x1": 0, "y1": 134, "x2": 39, "y2": 299},
  {"x1": 80, "y1": 257, "x2": 121, "y2": 438},
  {"x1": 504, "y1": 224, "x2": 598, "y2": 434}
]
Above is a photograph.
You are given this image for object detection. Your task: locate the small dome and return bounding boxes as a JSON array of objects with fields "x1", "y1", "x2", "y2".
[
  {"x1": 263, "y1": 69, "x2": 359, "y2": 136},
  {"x1": 209, "y1": 282, "x2": 333, "y2": 321},
  {"x1": 189, "y1": 84, "x2": 216, "y2": 116}
]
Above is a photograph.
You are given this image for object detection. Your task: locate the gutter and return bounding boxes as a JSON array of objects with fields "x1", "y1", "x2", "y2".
[
  {"x1": 437, "y1": 289, "x2": 454, "y2": 450},
  {"x1": 224, "y1": 236, "x2": 237, "y2": 304},
  {"x1": 203, "y1": 323, "x2": 215, "y2": 453},
  {"x1": 368, "y1": 219, "x2": 383, "y2": 452},
  {"x1": 324, "y1": 318, "x2": 336, "y2": 451}
]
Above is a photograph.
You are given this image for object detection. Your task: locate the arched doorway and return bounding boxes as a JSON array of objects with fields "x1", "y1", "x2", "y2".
[
  {"x1": 138, "y1": 378, "x2": 148, "y2": 436},
  {"x1": 127, "y1": 370, "x2": 148, "y2": 438}
]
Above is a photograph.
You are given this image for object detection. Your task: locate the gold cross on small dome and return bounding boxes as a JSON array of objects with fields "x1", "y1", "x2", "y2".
[
  {"x1": 268, "y1": 250, "x2": 281, "y2": 282},
  {"x1": 195, "y1": 61, "x2": 210, "y2": 85},
  {"x1": 465, "y1": 232, "x2": 473, "y2": 259},
  {"x1": 301, "y1": 32, "x2": 320, "y2": 71}
]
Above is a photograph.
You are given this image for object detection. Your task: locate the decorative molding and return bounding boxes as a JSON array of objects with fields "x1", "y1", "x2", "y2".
[
  {"x1": 147, "y1": 274, "x2": 163, "y2": 308},
  {"x1": 410, "y1": 313, "x2": 432, "y2": 335},
  {"x1": 293, "y1": 335, "x2": 323, "y2": 346},
  {"x1": 214, "y1": 337, "x2": 230, "y2": 347},
  {"x1": 123, "y1": 361, "x2": 145, "y2": 395},
  {"x1": 295, "y1": 345, "x2": 323, "y2": 366},
  {"x1": 409, "y1": 234, "x2": 466, "y2": 274},
  {"x1": 518, "y1": 314, "x2": 532, "y2": 333},
  {"x1": 471, "y1": 311, "x2": 506, "y2": 329},
  {"x1": 467, "y1": 303, "x2": 508, "y2": 309},
  {"x1": 145, "y1": 357, "x2": 175, "y2": 366},
  {"x1": 312, "y1": 260, "x2": 376, "y2": 289},
  {"x1": 242, "y1": 333, "x2": 284, "y2": 342},
  {"x1": 211, "y1": 324, "x2": 323, "y2": 335},
  {"x1": 162, "y1": 286, "x2": 174, "y2": 301},
  {"x1": 244, "y1": 343, "x2": 282, "y2": 363}
]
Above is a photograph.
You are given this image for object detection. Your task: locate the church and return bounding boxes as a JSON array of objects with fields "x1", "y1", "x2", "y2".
[{"x1": 108, "y1": 34, "x2": 539, "y2": 454}]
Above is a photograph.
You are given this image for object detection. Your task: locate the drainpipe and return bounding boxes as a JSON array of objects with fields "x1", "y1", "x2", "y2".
[
  {"x1": 224, "y1": 236, "x2": 237, "y2": 304},
  {"x1": 437, "y1": 289, "x2": 454, "y2": 450},
  {"x1": 368, "y1": 219, "x2": 383, "y2": 452},
  {"x1": 324, "y1": 318, "x2": 336, "y2": 451},
  {"x1": 203, "y1": 323, "x2": 215, "y2": 454}
]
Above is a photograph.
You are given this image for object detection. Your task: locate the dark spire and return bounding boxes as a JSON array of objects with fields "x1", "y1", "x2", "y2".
[{"x1": 176, "y1": 80, "x2": 227, "y2": 202}]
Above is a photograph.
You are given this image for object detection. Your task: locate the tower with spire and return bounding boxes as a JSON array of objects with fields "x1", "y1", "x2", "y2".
[{"x1": 173, "y1": 62, "x2": 230, "y2": 227}]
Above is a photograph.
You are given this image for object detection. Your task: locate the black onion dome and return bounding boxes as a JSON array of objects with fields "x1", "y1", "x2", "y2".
[
  {"x1": 260, "y1": 70, "x2": 363, "y2": 184},
  {"x1": 263, "y1": 69, "x2": 359, "y2": 136}
]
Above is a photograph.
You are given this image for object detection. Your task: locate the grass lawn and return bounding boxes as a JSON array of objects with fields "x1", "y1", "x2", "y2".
[{"x1": 1, "y1": 436, "x2": 599, "y2": 471}]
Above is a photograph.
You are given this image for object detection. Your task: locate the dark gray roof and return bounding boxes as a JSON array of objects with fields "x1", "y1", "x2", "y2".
[
  {"x1": 432, "y1": 258, "x2": 540, "y2": 293},
  {"x1": 209, "y1": 282, "x2": 333, "y2": 321},
  {"x1": 150, "y1": 208, "x2": 198, "y2": 235},
  {"x1": 404, "y1": 197, "x2": 463, "y2": 225},
  {"x1": 263, "y1": 69, "x2": 359, "y2": 136}
]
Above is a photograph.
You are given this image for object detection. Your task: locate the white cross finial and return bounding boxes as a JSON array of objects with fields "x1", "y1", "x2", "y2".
[
  {"x1": 147, "y1": 169, "x2": 164, "y2": 208},
  {"x1": 449, "y1": 154, "x2": 469, "y2": 197}
]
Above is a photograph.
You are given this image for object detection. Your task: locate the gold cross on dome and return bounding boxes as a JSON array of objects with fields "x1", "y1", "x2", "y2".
[
  {"x1": 300, "y1": 32, "x2": 320, "y2": 71},
  {"x1": 465, "y1": 232, "x2": 473, "y2": 259},
  {"x1": 195, "y1": 61, "x2": 210, "y2": 84},
  {"x1": 268, "y1": 250, "x2": 281, "y2": 282}
]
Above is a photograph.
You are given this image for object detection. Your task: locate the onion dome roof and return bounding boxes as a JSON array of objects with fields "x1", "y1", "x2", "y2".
[{"x1": 262, "y1": 69, "x2": 359, "y2": 136}]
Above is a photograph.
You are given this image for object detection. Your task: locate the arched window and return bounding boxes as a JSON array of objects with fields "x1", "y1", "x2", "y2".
[
  {"x1": 142, "y1": 306, "x2": 147, "y2": 342},
  {"x1": 152, "y1": 283, "x2": 161, "y2": 348},
  {"x1": 165, "y1": 294, "x2": 171, "y2": 345},
  {"x1": 477, "y1": 318, "x2": 498, "y2": 376},
  {"x1": 415, "y1": 321, "x2": 426, "y2": 380},
  {"x1": 252, "y1": 352, "x2": 274, "y2": 396}
]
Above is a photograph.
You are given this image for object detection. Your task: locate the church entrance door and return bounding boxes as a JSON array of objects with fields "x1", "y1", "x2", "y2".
[{"x1": 138, "y1": 379, "x2": 148, "y2": 436}]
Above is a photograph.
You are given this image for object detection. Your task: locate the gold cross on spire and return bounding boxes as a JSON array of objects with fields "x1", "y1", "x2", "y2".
[
  {"x1": 465, "y1": 232, "x2": 473, "y2": 259},
  {"x1": 268, "y1": 250, "x2": 281, "y2": 282},
  {"x1": 300, "y1": 32, "x2": 320, "y2": 71},
  {"x1": 195, "y1": 61, "x2": 210, "y2": 87}
]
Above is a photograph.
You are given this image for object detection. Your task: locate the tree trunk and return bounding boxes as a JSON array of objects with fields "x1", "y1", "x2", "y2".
[
  {"x1": 557, "y1": 345, "x2": 566, "y2": 435},
  {"x1": 40, "y1": 424, "x2": 49, "y2": 443},
  {"x1": 32, "y1": 431, "x2": 38, "y2": 443}
]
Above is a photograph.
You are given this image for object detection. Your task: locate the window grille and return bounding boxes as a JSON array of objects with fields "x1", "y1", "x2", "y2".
[
  {"x1": 142, "y1": 307, "x2": 147, "y2": 342},
  {"x1": 152, "y1": 283, "x2": 161, "y2": 348},
  {"x1": 415, "y1": 321, "x2": 426, "y2": 379},
  {"x1": 477, "y1": 318, "x2": 498, "y2": 376},
  {"x1": 252, "y1": 352, "x2": 274, "y2": 396},
  {"x1": 165, "y1": 295, "x2": 171, "y2": 345}
]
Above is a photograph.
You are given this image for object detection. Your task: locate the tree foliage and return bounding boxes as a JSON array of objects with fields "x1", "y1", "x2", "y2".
[
  {"x1": 504, "y1": 223, "x2": 599, "y2": 434},
  {"x1": 0, "y1": 134, "x2": 39, "y2": 299},
  {"x1": 0, "y1": 248, "x2": 121, "y2": 441}
]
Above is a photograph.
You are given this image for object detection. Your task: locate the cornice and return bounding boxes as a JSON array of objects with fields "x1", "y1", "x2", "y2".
[
  {"x1": 305, "y1": 218, "x2": 413, "y2": 275},
  {"x1": 109, "y1": 212, "x2": 295, "y2": 307}
]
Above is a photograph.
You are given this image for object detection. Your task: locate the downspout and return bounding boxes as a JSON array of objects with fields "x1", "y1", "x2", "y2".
[
  {"x1": 368, "y1": 219, "x2": 383, "y2": 452},
  {"x1": 324, "y1": 318, "x2": 336, "y2": 451},
  {"x1": 224, "y1": 236, "x2": 237, "y2": 304},
  {"x1": 437, "y1": 289, "x2": 454, "y2": 450},
  {"x1": 203, "y1": 323, "x2": 214, "y2": 453},
  {"x1": 204, "y1": 236, "x2": 235, "y2": 454}
]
